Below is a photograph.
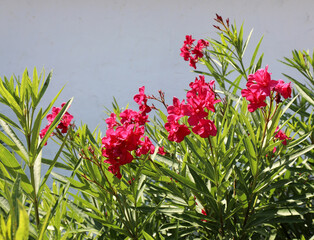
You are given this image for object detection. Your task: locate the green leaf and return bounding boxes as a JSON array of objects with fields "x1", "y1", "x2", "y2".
[
  {"x1": 48, "y1": 157, "x2": 84, "y2": 228},
  {"x1": 243, "y1": 133, "x2": 257, "y2": 176},
  {"x1": 0, "y1": 113, "x2": 22, "y2": 132},
  {"x1": 0, "y1": 144, "x2": 33, "y2": 198},
  {"x1": 188, "y1": 167, "x2": 211, "y2": 198},
  {"x1": 41, "y1": 158, "x2": 72, "y2": 170},
  {"x1": 41, "y1": 84, "x2": 65, "y2": 118},
  {"x1": 20, "y1": 70, "x2": 28, "y2": 106},
  {"x1": 142, "y1": 231, "x2": 155, "y2": 240},
  {"x1": 249, "y1": 36, "x2": 264, "y2": 73},
  {"x1": 11, "y1": 175, "x2": 21, "y2": 235},
  {"x1": 294, "y1": 84, "x2": 314, "y2": 106},
  {"x1": 32, "y1": 67, "x2": 39, "y2": 99},
  {"x1": 36, "y1": 71, "x2": 52, "y2": 108},
  {"x1": 286, "y1": 144, "x2": 314, "y2": 160},
  {"x1": 37, "y1": 207, "x2": 51, "y2": 240},
  {"x1": 0, "y1": 119, "x2": 29, "y2": 163},
  {"x1": 0, "y1": 78, "x2": 23, "y2": 118},
  {"x1": 33, "y1": 148, "x2": 42, "y2": 195},
  {"x1": 0, "y1": 196, "x2": 10, "y2": 214},
  {"x1": 15, "y1": 201, "x2": 29, "y2": 240},
  {"x1": 281, "y1": 94, "x2": 299, "y2": 116},
  {"x1": 157, "y1": 164, "x2": 198, "y2": 192}
]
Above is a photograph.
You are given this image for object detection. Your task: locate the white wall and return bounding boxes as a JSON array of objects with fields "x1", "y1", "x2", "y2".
[{"x1": 1, "y1": 0, "x2": 314, "y2": 131}]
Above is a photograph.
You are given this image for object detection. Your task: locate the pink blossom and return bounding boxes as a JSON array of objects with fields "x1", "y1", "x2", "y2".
[
  {"x1": 136, "y1": 136, "x2": 155, "y2": 156},
  {"x1": 164, "y1": 76, "x2": 219, "y2": 140},
  {"x1": 40, "y1": 103, "x2": 73, "y2": 145},
  {"x1": 180, "y1": 35, "x2": 209, "y2": 69},
  {"x1": 105, "y1": 113, "x2": 118, "y2": 128},
  {"x1": 133, "y1": 86, "x2": 151, "y2": 114},
  {"x1": 241, "y1": 88, "x2": 267, "y2": 112},
  {"x1": 184, "y1": 35, "x2": 195, "y2": 45},
  {"x1": 167, "y1": 97, "x2": 187, "y2": 118},
  {"x1": 157, "y1": 146, "x2": 166, "y2": 155},
  {"x1": 165, "y1": 121, "x2": 190, "y2": 143},
  {"x1": 275, "y1": 80, "x2": 292, "y2": 99},
  {"x1": 192, "y1": 119, "x2": 217, "y2": 138},
  {"x1": 101, "y1": 86, "x2": 158, "y2": 179},
  {"x1": 247, "y1": 66, "x2": 278, "y2": 96},
  {"x1": 274, "y1": 127, "x2": 291, "y2": 145}
]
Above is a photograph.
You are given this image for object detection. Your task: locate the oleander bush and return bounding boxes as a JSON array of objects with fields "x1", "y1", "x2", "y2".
[{"x1": 0, "y1": 15, "x2": 313, "y2": 240}]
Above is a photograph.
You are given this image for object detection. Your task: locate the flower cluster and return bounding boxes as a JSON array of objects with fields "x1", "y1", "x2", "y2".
[
  {"x1": 241, "y1": 66, "x2": 292, "y2": 112},
  {"x1": 102, "y1": 86, "x2": 164, "y2": 179},
  {"x1": 165, "y1": 75, "x2": 220, "y2": 142},
  {"x1": 40, "y1": 103, "x2": 74, "y2": 145},
  {"x1": 180, "y1": 35, "x2": 209, "y2": 69}
]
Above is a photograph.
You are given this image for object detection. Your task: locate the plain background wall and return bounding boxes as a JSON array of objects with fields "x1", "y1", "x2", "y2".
[{"x1": 1, "y1": 0, "x2": 314, "y2": 132}]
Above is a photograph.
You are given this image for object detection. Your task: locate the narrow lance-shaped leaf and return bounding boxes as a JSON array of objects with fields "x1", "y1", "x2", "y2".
[
  {"x1": 0, "y1": 144, "x2": 33, "y2": 198},
  {"x1": 15, "y1": 201, "x2": 29, "y2": 240},
  {"x1": 41, "y1": 84, "x2": 65, "y2": 119},
  {"x1": 0, "y1": 119, "x2": 29, "y2": 163},
  {"x1": 33, "y1": 142, "x2": 42, "y2": 196},
  {"x1": 0, "y1": 78, "x2": 23, "y2": 118},
  {"x1": 0, "y1": 113, "x2": 22, "y2": 132},
  {"x1": 34, "y1": 72, "x2": 52, "y2": 108}
]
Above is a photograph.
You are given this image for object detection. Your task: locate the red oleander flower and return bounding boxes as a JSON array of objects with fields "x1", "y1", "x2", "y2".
[
  {"x1": 157, "y1": 146, "x2": 166, "y2": 155},
  {"x1": 247, "y1": 65, "x2": 278, "y2": 97},
  {"x1": 39, "y1": 125, "x2": 50, "y2": 139},
  {"x1": 135, "y1": 136, "x2": 155, "y2": 156},
  {"x1": 105, "y1": 113, "x2": 118, "y2": 128},
  {"x1": 101, "y1": 86, "x2": 158, "y2": 179},
  {"x1": 134, "y1": 86, "x2": 151, "y2": 115},
  {"x1": 241, "y1": 88, "x2": 267, "y2": 112},
  {"x1": 180, "y1": 45, "x2": 191, "y2": 61},
  {"x1": 40, "y1": 103, "x2": 73, "y2": 145},
  {"x1": 165, "y1": 121, "x2": 191, "y2": 143},
  {"x1": 185, "y1": 97, "x2": 208, "y2": 126},
  {"x1": 189, "y1": 56, "x2": 197, "y2": 69},
  {"x1": 164, "y1": 76, "x2": 219, "y2": 141},
  {"x1": 242, "y1": 66, "x2": 292, "y2": 112},
  {"x1": 192, "y1": 119, "x2": 217, "y2": 138},
  {"x1": 275, "y1": 80, "x2": 292, "y2": 99},
  {"x1": 184, "y1": 35, "x2": 195, "y2": 45},
  {"x1": 274, "y1": 127, "x2": 291, "y2": 145},
  {"x1": 120, "y1": 109, "x2": 149, "y2": 126},
  {"x1": 167, "y1": 97, "x2": 187, "y2": 118},
  {"x1": 180, "y1": 35, "x2": 209, "y2": 69}
]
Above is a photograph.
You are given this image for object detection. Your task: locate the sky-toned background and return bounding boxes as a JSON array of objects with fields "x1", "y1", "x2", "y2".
[{"x1": 1, "y1": 0, "x2": 314, "y2": 133}]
